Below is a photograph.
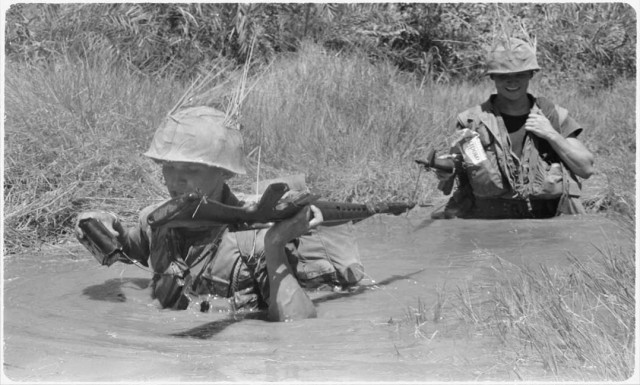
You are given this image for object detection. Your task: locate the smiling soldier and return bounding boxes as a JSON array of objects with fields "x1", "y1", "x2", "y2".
[{"x1": 432, "y1": 37, "x2": 595, "y2": 219}]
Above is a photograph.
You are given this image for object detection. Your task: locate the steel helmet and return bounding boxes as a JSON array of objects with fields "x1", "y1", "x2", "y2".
[
  {"x1": 485, "y1": 38, "x2": 540, "y2": 75},
  {"x1": 144, "y1": 106, "x2": 247, "y2": 174}
]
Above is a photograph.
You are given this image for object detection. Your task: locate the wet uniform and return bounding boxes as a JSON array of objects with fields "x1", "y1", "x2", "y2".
[
  {"x1": 121, "y1": 184, "x2": 364, "y2": 310},
  {"x1": 439, "y1": 94, "x2": 586, "y2": 219}
]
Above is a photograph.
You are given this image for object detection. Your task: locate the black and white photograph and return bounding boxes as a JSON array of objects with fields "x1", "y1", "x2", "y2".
[{"x1": 2, "y1": 2, "x2": 637, "y2": 383}]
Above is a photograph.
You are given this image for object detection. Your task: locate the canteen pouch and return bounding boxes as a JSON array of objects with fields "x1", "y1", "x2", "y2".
[
  {"x1": 289, "y1": 224, "x2": 364, "y2": 288},
  {"x1": 528, "y1": 161, "x2": 564, "y2": 199},
  {"x1": 152, "y1": 261, "x2": 192, "y2": 310},
  {"x1": 524, "y1": 135, "x2": 581, "y2": 200},
  {"x1": 464, "y1": 158, "x2": 506, "y2": 198}
]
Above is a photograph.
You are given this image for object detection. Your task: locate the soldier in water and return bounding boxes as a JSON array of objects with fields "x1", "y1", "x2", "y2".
[
  {"x1": 75, "y1": 106, "x2": 364, "y2": 321},
  {"x1": 432, "y1": 37, "x2": 594, "y2": 219}
]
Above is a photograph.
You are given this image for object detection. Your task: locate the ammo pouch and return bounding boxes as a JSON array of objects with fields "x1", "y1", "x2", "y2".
[
  {"x1": 464, "y1": 158, "x2": 506, "y2": 198},
  {"x1": 288, "y1": 224, "x2": 364, "y2": 289},
  {"x1": 196, "y1": 224, "x2": 364, "y2": 309},
  {"x1": 527, "y1": 160, "x2": 564, "y2": 198},
  {"x1": 522, "y1": 133, "x2": 565, "y2": 199},
  {"x1": 523, "y1": 134, "x2": 584, "y2": 217},
  {"x1": 152, "y1": 260, "x2": 192, "y2": 310},
  {"x1": 148, "y1": 224, "x2": 199, "y2": 310}
]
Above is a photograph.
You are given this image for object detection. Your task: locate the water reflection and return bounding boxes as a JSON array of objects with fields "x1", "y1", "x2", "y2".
[
  {"x1": 171, "y1": 312, "x2": 267, "y2": 339},
  {"x1": 82, "y1": 278, "x2": 150, "y2": 302}
]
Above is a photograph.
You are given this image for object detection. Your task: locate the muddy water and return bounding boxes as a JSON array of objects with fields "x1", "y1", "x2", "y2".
[{"x1": 3, "y1": 210, "x2": 631, "y2": 382}]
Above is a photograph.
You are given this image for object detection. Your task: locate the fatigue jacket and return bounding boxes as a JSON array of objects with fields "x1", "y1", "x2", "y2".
[
  {"x1": 120, "y1": 184, "x2": 364, "y2": 310},
  {"x1": 441, "y1": 94, "x2": 586, "y2": 217}
]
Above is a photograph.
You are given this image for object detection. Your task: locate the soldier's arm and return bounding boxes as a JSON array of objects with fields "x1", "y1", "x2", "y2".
[
  {"x1": 263, "y1": 205, "x2": 322, "y2": 321},
  {"x1": 525, "y1": 114, "x2": 595, "y2": 179}
]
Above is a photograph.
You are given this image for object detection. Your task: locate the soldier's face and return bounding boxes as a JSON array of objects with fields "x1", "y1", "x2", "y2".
[
  {"x1": 162, "y1": 162, "x2": 233, "y2": 199},
  {"x1": 491, "y1": 71, "x2": 533, "y2": 101}
]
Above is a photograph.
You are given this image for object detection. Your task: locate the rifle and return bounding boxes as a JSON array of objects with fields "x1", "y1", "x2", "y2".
[
  {"x1": 147, "y1": 182, "x2": 415, "y2": 231},
  {"x1": 415, "y1": 149, "x2": 464, "y2": 195},
  {"x1": 414, "y1": 149, "x2": 459, "y2": 173}
]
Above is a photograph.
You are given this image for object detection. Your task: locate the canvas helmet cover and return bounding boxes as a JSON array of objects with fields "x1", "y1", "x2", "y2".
[
  {"x1": 144, "y1": 106, "x2": 247, "y2": 174},
  {"x1": 485, "y1": 38, "x2": 540, "y2": 75}
]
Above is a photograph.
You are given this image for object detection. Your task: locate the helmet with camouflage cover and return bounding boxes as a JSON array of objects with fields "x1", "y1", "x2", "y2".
[
  {"x1": 485, "y1": 37, "x2": 540, "y2": 75},
  {"x1": 144, "y1": 106, "x2": 247, "y2": 174}
]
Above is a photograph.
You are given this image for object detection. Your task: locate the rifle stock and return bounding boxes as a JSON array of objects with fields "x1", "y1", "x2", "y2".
[{"x1": 147, "y1": 183, "x2": 415, "y2": 231}]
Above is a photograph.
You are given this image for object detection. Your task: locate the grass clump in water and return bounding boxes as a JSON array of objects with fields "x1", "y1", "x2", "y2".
[{"x1": 449, "y1": 228, "x2": 635, "y2": 380}]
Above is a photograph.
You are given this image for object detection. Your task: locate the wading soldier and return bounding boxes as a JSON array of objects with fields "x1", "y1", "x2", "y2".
[
  {"x1": 432, "y1": 37, "x2": 594, "y2": 219},
  {"x1": 75, "y1": 106, "x2": 364, "y2": 321}
]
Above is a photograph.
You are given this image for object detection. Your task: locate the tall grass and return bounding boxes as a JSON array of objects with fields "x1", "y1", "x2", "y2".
[
  {"x1": 3, "y1": 43, "x2": 636, "y2": 253},
  {"x1": 465, "y1": 232, "x2": 634, "y2": 380},
  {"x1": 241, "y1": 43, "x2": 635, "y2": 209},
  {"x1": 4, "y1": 53, "x2": 178, "y2": 251},
  {"x1": 404, "y1": 223, "x2": 635, "y2": 380},
  {"x1": 241, "y1": 44, "x2": 468, "y2": 202}
]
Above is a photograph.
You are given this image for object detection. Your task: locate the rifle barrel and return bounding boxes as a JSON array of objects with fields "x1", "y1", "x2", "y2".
[{"x1": 148, "y1": 183, "x2": 415, "y2": 230}]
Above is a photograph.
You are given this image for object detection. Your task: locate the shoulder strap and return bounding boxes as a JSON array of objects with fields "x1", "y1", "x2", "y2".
[
  {"x1": 534, "y1": 96, "x2": 561, "y2": 132},
  {"x1": 530, "y1": 97, "x2": 583, "y2": 207},
  {"x1": 555, "y1": 105, "x2": 568, "y2": 127},
  {"x1": 534, "y1": 96, "x2": 568, "y2": 131}
]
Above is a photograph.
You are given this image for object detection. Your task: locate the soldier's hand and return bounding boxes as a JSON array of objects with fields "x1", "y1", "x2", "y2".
[
  {"x1": 525, "y1": 112, "x2": 560, "y2": 141},
  {"x1": 434, "y1": 169, "x2": 455, "y2": 182},
  {"x1": 75, "y1": 211, "x2": 125, "y2": 241},
  {"x1": 308, "y1": 204, "x2": 324, "y2": 229},
  {"x1": 266, "y1": 205, "x2": 323, "y2": 246}
]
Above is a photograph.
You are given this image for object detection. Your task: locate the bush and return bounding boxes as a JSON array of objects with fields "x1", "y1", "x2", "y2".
[{"x1": 5, "y1": 3, "x2": 636, "y2": 84}]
